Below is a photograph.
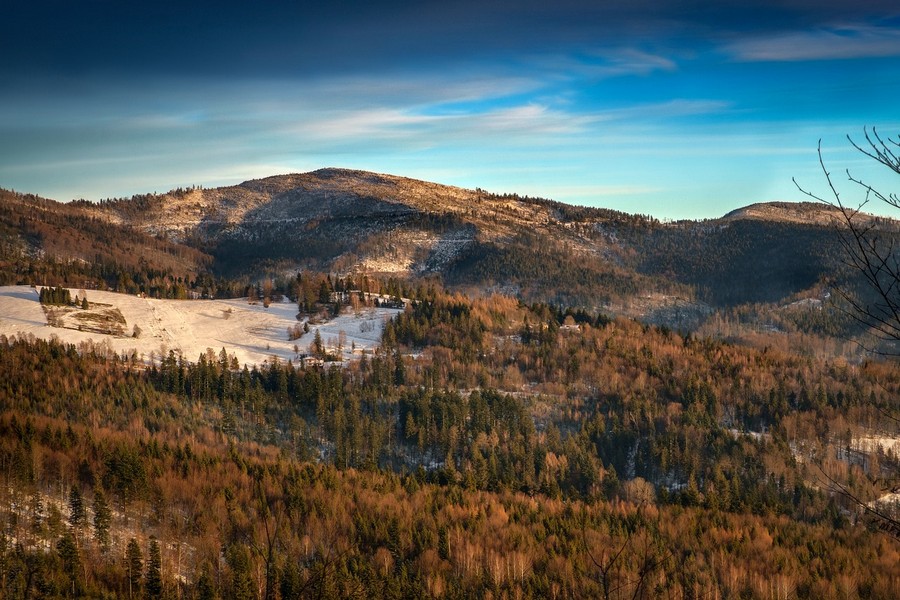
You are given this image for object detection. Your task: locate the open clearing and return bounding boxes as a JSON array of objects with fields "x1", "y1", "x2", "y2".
[{"x1": 0, "y1": 286, "x2": 399, "y2": 367}]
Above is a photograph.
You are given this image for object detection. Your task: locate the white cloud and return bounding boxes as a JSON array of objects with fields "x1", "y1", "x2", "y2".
[
  {"x1": 583, "y1": 48, "x2": 679, "y2": 77},
  {"x1": 725, "y1": 23, "x2": 900, "y2": 62},
  {"x1": 581, "y1": 100, "x2": 731, "y2": 126},
  {"x1": 527, "y1": 47, "x2": 679, "y2": 83}
]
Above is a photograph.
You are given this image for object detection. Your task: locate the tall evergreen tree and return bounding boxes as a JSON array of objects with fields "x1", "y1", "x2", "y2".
[
  {"x1": 226, "y1": 544, "x2": 255, "y2": 600},
  {"x1": 68, "y1": 484, "x2": 85, "y2": 529},
  {"x1": 146, "y1": 537, "x2": 163, "y2": 599},
  {"x1": 57, "y1": 529, "x2": 81, "y2": 596},
  {"x1": 196, "y1": 566, "x2": 216, "y2": 600},
  {"x1": 127, "y1": 537, "x2": 143, "y2": 599},
  {"x1": 313, "y1": 328, "x2": 324, "y2": 359},
  {"x1": 93, "y1": 488, "x2": 112, "y2": 553}
]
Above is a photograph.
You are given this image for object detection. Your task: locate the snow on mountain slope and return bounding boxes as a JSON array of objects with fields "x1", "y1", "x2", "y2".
[
  {"x1": 720, "y1": 201, "x2": 846, "y2": 226},
  {"x1": 0, "y1": 286, "x2": 399, "y2": 367},
  {"x1": 98, "y1": 168, "x2": 570, "y2": 247}
]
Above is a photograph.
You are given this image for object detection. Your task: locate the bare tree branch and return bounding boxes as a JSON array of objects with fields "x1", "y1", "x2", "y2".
[
  {"x1": 794, "y1": 134, "x2": 900, "y2": 355},
  {"x1": 816, "y1": 465, "x2": 900, "y2": 540}
]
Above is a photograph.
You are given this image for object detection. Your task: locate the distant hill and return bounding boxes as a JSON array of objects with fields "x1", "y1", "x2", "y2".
[
  {"x1": 4, "y1": 169, "x2": 897, "y2": 321},
  {"x1": 82, "y1": 169, "x2": 665, "y2": 308},
  {"x1": 721, "y1": 201, "x2": 845, "y2": 226}
]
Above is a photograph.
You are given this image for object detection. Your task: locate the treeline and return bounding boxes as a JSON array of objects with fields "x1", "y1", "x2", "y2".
[
  {"x1": 477, "y1": 188, "x2": 658, "y2": 228},
  {"x1": 1, "y1": 281, "x2": 899, "y2": 598},
  {"x1": 4, "y1": 405, "x2": 897, "y2": 599},
  {"x1": 4, "y1": 290, "x2": 897, "y2": 506},
  {"x1": 0, "y1": 189, "x2": 224, "y2": 300}
]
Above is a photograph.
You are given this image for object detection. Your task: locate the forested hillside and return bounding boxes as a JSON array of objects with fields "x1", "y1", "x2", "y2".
[
  {"x1": 3, "y1": 171, "x2": 900, "y2": 597},
  {"x1": 0, "y1": 189, "x2": 214, "y2": 298},
  {"x1": 1, "y1": 284, "x2": 899, "y2": 598},
  {"x1": 7, "y1": 170, "x2": 896, "y2": 322},
  {"x1": 632, "y1": 220, "x2": 843, "y2": 306}
]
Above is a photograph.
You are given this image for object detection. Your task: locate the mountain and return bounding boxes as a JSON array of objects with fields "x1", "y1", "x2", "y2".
[
  {"x1": 91, "y1": 168, "x2": 643, "y2": 285},
  {"x1": 4, "y1": 168, "x2": 894, "y2": 322},
  {"x1": 721, "y1": 201, "x2": 845, "y2": 226}
]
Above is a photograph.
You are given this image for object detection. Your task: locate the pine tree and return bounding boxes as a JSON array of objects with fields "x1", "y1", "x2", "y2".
[
  {"x1": 393, "y1": 349, "x2": 405, "y2": 386},
  {"x1": 68, "y1": 484, "x2": 85, "y2": 529},
  {"x1": 146, "y1": 537, "x2": 163, "y2": 599},
  {"x1": 318, "y1": 279, "x2": 331, "y2": 304},
  {"x1": 438, "y1": 525, "x2": 450, "y2": 561},
  {"x1": 313, "y1": 329, "x2": 324, "y2": 359},
  {"x1": 226, "y1": 544, "x2": 255, "y2": 600},
  {"x1": 196, "y1": 565, "x2": 216, "y2": 600},
  {"x1": 127, "y1": 537, "x2": 143, "y2": 599},
  {"x1": 57, "y1": 529, "x2": 81, "y2": 596},
  {"x1": 93, "y1": 488, "x2": 112, "y2": 553}
]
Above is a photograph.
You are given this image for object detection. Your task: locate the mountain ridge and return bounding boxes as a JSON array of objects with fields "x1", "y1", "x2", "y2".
[
  {"x1": 720, "y1": 201, "x2": 845, "y2": 226},
  {"x1": 2, "y1": 168, "x2": 891, "y2": 322}
]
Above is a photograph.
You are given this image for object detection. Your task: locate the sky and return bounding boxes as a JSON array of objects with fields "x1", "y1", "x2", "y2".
[{"x1": 2, "y1": 1, "x2": 900, "y2": 219}]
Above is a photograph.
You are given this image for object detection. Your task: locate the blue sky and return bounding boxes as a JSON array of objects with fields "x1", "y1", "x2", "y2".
[{"x1": 2, "y1": 1, "x2": 899, "y2": 219}]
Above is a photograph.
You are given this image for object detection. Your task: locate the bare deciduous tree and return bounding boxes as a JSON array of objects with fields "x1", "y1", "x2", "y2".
[
  {"x1": 797, "y1": 128, "x2": 900, "y2": 540},
  {"x1": 794, "y1": 128, "x2": 900, "y2": 354}
]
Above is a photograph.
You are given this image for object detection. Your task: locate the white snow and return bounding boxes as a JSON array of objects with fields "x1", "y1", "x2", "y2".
[
  {"x1": 726, "y1": 428, "x2": 769, "y2": 443},
  {"x1": 0, "y1": 286, "x2": 400, "y2": 367},
  {"x1": 852, "y1": 435, "x2": 900, "y2": 456},
  {"x1": 870, "y1": 492, "x2": 900, "y2": 507}
]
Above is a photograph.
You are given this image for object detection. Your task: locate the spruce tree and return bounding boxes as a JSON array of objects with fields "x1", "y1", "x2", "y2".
[
  {"x1": 146, "y1": 537, "x2": 163, "y2": 599},
  {"x1": 127, "y1": 537, "x2": 143, "y2": 599},
  {"x1": 196, "y1": 566, "x2": 216, "y2": 600},
  {"x1": 68, "y1": 484, "x2": 85, "y2": 529},
  {"x1": 57, "y1": 529, "x2": 81, "y2": 596},
  {"x1": 226, "y1": 544, "x2": 255, "y2": 600},
  {"x1": 313, "y1": 328, "x2": 324, "y2": 359},
  {"x1": 93, "y1": 488, "x2": 112, "y2": 553}
]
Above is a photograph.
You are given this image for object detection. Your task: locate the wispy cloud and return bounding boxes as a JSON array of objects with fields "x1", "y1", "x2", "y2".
[
  {"x1": 725, "y1": 23, "x2": 900, "y2": 62},
  {"x1": 3, "y1": 0, "x2": 899, "y2": 219},
  {"x1": 527, "y1": 47, "x2": 679, "y2": 84},
  {"x1": 289, "y1": 103, "x2": 594, "y2": 149},
  {"x1": 582, "y1": 48, "x2": 679, "y2": 77},
  {"x1": 579, "y1": 100, "x2": 731, "y2": 127},
  {"x1": 292, "y1": 108, "x2": 443, "y2": 141}
]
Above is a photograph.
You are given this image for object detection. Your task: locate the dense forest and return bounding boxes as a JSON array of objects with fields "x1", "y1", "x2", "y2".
[
  {"x1": 631, "y1": 220, "x2": 845, "y2": 306},
  {"x1": 1, "y1": 283, "x2": 899, "y2": 598}
]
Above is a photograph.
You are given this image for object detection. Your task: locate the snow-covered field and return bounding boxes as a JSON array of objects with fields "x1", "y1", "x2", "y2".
[{"x1": 0, "y1": 286, "x2": 400, "y2": 367}]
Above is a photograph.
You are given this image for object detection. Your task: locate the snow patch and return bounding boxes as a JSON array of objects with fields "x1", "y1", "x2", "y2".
[{"x1": 0, "y1": 286, "x2": 399, "y2": 367}]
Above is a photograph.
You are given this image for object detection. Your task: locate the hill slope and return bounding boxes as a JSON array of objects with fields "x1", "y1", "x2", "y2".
[
  {"x1": 0, "y1": 188, "x2": 212, "y2": 295},
  {"x1": 6, "y1": 169, "x2": 896, "y2": 319}
]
